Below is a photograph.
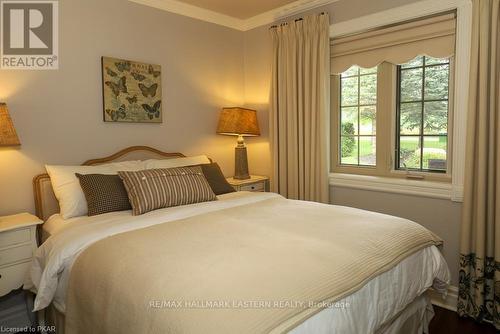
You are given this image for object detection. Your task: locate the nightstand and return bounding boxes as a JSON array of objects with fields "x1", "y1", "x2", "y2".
[
  {"x1": 0, "y1": 213, "x2": 42, "y2": 297},
  {"x1": 226, "y1": 175, "x2": 270, "y2": 192}
]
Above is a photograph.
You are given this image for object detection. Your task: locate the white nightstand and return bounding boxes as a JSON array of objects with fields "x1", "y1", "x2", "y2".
[
  {"x1": 0, "y1": 213, "x2": 42, "y2": 297},
  {"x1": 226, "y1": 175, "x2": 270, "y2": 192}
]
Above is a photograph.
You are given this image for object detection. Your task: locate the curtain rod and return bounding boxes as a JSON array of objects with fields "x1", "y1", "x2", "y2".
[{"x1": 269, "y1": 12, "x2": 325, "y2": 29}]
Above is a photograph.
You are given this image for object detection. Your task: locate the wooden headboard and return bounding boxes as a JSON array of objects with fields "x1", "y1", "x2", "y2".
[{"x1": 33, "y1": 146, "x2": 185, "y2": 221}]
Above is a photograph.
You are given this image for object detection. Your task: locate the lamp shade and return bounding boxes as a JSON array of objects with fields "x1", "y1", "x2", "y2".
[
  {"x1": 0, "y1": 103, "x2": 20, "y2": 146},
  {"x1": 216, "y1": 107, "x2": 260, "y2": 137}
]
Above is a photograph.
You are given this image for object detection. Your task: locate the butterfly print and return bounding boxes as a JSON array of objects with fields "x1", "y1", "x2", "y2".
[
  {"x1": 105, "y1": 76, "x2": 128, "y2": 97},
  {"x1": 142, "y1": 100, "x2": 161, "y2": 120},
  {"x1": 148, "y1": 65, "x2": 160, "y2": 78},
  {"x1": 131, "y1": 72, "x2": 146, "y2": 81},
  {"x1": 138, "y1": 83, "x2": 158, "y2": 98},
  {"x1": 106, "y1": 104, "x2": 126, "y2": 121},
  {"x1": 126, "y1": 95, "x2": 138, "y2": 104},
  {"x1": 115, "y1": 61, "x2": 131, "y2": 72},
  {"x1": 106, "y1": 67, "x2": 117, "y2": 77}
]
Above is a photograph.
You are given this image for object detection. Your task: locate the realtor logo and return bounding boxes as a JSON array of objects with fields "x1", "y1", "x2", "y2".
[{"x1": 1, "y1": 0, "x2": 58, "y2": 69}]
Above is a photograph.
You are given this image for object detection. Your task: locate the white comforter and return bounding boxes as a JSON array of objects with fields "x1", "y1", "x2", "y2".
[{"x1": 25, "y1": 191, "x2": 450, "y2": 333}]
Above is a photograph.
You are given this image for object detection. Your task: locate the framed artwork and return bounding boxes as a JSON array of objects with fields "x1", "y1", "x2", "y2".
[{"x1": 102, "y1": 56, "x2": 162, "y2": 123}]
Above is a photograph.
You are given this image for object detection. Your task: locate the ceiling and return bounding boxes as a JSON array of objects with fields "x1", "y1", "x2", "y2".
[
  {"x1": 129, "y1": 0, "x2": 337, "y2": 31},
  {"x1": 176, "y1": 0, "x2": 298, "y2": 19}
]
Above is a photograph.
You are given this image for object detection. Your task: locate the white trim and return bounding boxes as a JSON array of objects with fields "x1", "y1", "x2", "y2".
[
  {"x1": 429, "y1": 285, "x2": 458, "y2": 312},
  {"x1": 243, "y1": 0, "x2": 339, "y2": 31},
  {"x1": 450, "y1": 1, "x2": 472, "y2": 202},
  {"x1": 330, "y1": 173, "x2": 452, "y2": 200},
  {"x1": 128, "y1": 0, "x2": 339, "y2": 31},
  {"x1": 329, "y1": 0, "x2": 472, "y2": 202},
  {"x1": 128, "y1": 0, "x2": 243, "y2": 30}
]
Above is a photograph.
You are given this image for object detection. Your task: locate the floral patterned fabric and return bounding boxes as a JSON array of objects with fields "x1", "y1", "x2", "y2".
[{"x1": 457, "y1": 254, "x2": 500, "y2": 328}]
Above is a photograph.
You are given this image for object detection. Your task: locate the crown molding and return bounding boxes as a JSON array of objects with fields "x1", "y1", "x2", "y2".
[
  {"x1": 129, "y1": 0, "x2": 243, "y2": 30},
  {"x1": 129, "y1": 0, "x2": 339, "y2": 31},
  {"x1": 242, "y1": 0, "x2": 338, "y2": 31}
]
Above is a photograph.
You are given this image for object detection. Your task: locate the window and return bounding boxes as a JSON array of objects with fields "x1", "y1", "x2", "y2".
[
  {"x1": 339, "y1": 66, "x2": 377, "y2": 166},
  {"x1": 396, "y1": 56, "x2": 450, "y2": 172},
  {"x1": 332, "y1": 56, "x2": 452, "y2": 180},
  {"x1": 330, "y1": 11, "x2": 458, "y2": 183},
  {"x1": 329, "y1": 7, "x2": 471, "y2": 201}
]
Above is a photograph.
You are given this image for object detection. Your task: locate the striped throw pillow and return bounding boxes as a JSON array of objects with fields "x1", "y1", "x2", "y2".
[{"x1": 118, "y1": 166, "x2": 217, "y2": 215}]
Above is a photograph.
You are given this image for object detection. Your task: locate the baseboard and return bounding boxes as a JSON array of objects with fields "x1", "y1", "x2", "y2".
[{"x1": 429, "y1": 285, "x2": 458, "y2": 312}]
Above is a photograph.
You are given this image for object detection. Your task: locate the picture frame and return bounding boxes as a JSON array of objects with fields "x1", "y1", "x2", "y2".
[{"x1": 101, "y1": 56, "x2": 162, "y2": 123}]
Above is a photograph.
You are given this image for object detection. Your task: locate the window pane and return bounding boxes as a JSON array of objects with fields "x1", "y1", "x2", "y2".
[
  {"x1": 396, "y1": 57, "x2": 450, "y2": 173},
  {"x1": 359, "y1": 136, "x2": 376, "y2": 166},
  {"x1": 425, "y1": 56, "x2": 449, "y2": 66},
  {"x1": 342, "y1": 66, "x2": 359, "y2": 77},
  {"x1": 400, "y1": 102, "x2": 421, "y2": 135},
  {"x1": 424, "y1": 64, "x2": 449, "y2": 100},
  {"x1": 341, "y1": 136, "x2": 358, "y2": 165},
  {"x1": 401, "y1": 56, "x2": 424, "y2": 68},
  {"x1": 424, "y1": 101, "x2": 448, "y2": 135},
  {"x1": 341, "y1": 77, "x2": 358, "y2": 106},
  {"x1": 423, "y1": 136, "x2": 447, "y2": 170},
  {"x1": 399, "y1": 136, "x2": 421, "y2": 169},
  {"x1": 360, "y1": 74, "x2": 377, "y2": 104},
  {"x1": 400, "y1": 68, "x2": 423, "y2": 101},
  {"x1": 338, "y1": 65, "x2": 378, "y2": 167},
  {"x1": 359, "y1": 66, "x2": 377, "y2": 75},
  {"x1": 341, "y1": 107, "x2": 358, "y2": 135},
  {"x1": 360, "y1": 106, "x2": 376, "y2": 135}
]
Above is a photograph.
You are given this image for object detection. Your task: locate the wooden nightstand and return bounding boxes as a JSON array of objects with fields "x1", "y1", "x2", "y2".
[
  {"x1": 226, "y1": 175, "x2": 270, "y2": 192},
  {"x1": 0, "y1": 213, "x2": 42, "y2": 297}
]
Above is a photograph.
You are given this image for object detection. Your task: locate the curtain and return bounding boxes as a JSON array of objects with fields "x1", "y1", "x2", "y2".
[
  {"x1": 269, "y1": 13, "x2": 330, "y2": 203},
  {"x1": 458, "y1": 0, "x2": 500, "y2": 329},
  {"x1": 330, "y1": 13, "x2": 456, "y2": 74}
]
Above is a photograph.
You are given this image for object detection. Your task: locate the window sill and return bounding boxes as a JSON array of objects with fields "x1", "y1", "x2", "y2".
[{"x1": 329, "y1": 173, "x2": 453, "y2": 200}]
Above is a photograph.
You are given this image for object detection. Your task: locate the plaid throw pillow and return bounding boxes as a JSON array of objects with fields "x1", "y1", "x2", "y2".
[
  {"x1": 76, "y1": 174, "x2": 132, "y2": 216},
  {"x1": 118, "y1": 166, "x2": 217, "y2": 215}
]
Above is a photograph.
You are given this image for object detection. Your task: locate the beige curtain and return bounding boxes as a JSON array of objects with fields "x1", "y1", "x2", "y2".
[
  {"x1": 269, "y1": 13, "x2": 330, "y2": 203},
  {"x1": 330, "y1": 13, "x2": 456, "y2": 74},
  {"x1": 458, "y1": 0, "x2": 500, "y2": 329}
]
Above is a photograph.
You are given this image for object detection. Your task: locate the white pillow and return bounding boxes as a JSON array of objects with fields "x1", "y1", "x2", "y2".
[
  {"x1": 46, "y1": 160, "x2": 145, "y2": 219},
  {"x1": 143, "y1": 155, "x2": 211, "y2": 170}
]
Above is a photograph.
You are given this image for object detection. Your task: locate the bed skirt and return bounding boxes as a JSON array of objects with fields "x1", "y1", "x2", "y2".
[{"x1": 41, "y1": 292, "x2": 435, "y2": 334}]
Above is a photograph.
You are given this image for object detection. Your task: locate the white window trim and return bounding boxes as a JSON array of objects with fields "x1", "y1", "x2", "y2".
[
  {"x1": 329, "y1": 0, "x2": 472, "y2": 202},
  {"x1": 330, "y1": 173, "x2": 452, "y2": 200}
]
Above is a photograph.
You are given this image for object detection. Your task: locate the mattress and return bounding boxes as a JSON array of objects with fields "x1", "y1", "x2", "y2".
[{"x1": 27, "y1": 191, "x2": 449, "y2": 333}]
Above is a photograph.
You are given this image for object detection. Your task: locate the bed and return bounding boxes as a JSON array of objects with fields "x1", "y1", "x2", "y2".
[{"x1": 26, "y1": 146, "x2": 450, "y2": 334}]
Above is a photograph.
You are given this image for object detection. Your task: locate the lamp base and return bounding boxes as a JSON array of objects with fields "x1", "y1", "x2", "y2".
[{"x1": 234, "y1": 146, "x2": 250, "y2": 180}]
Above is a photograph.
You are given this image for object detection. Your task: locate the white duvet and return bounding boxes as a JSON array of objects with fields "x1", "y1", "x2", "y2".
[{"x1": 24, "y1": 191, "x2": 450, "y2": 333}]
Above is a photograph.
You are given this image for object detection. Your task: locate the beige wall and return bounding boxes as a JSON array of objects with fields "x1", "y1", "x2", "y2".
[
  {"x1": 0, "y1": 0, "x2": 256, "y2": 215},
  {"x1": 242, "y1": 0, "x2": 461, "y2": 285},
  {"x1": 243, "y1": 25, "x2": 273, "y2": 178},
  {"x1": 330, "y1": 187, "x2": 461, "y2": 285}
]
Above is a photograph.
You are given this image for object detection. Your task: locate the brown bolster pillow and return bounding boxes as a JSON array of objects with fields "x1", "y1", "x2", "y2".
[{"x1": 118, "y1": 166, "x2": 217, "y2": 215}]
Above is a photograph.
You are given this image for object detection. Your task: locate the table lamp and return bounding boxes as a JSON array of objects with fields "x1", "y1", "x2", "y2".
[
  {"x1": 0, "y1": 103, "x2": 20, "y2": 147},
  {"x1": 217, "y1": 107, "x2": 260, "y2": 180}
]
